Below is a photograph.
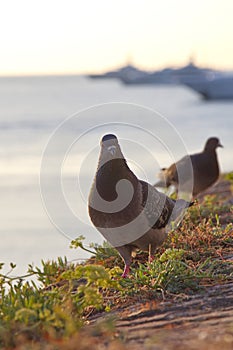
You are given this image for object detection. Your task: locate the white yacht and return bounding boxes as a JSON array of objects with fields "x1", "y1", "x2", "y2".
[
  {"x1": 120, "y1": 61, "x2": 220, "y2": 85},
  {"x1": 171, "y1": 61, "x2": 218, "y2": 84},
  {"x1": 186, "y1": 75, "x2": 233, "y2": 99}
]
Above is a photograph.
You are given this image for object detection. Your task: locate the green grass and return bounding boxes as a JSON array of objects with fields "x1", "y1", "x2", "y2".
[
  {"x1": 0, "y1": 259, "x2": 120, "y2": 348},
  {"x1": 0, "y1": 193, "x2": 232, "y2": 349}
]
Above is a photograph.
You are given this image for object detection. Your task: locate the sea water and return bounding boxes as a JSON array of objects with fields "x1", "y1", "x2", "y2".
[{"x1": 0, "y1": 75, "x2": 232, "y2": 276}]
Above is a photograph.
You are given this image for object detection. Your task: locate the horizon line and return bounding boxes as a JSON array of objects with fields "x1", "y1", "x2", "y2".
[{"x1": 0, "y1": 62, "x2": 233, "y2": 79}]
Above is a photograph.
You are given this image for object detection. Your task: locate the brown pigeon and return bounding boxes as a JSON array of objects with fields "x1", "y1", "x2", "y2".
[
  {"x1": 155, "y1": 137, "x2": 223, "y2": 198},
  {"x1": 88, "y1": 134, "x2": 192, "y2": 277}
]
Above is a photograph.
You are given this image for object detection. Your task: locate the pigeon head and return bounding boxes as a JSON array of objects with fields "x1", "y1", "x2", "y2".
[
  {"x1": 101, "y1": 134, "x2": 118, "y2": 143},
  {"x1": 101, "y1": 134, "x2": 119, "y2": 157},
  {"x1": 204, "y1": 137, "x2": 223, "y2": 151},
  {"x1": 95, "y1": 134, "x2": 135, "y2": 203}
]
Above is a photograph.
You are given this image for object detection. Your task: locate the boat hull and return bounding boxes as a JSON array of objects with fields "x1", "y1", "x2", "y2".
[{"x1": 187, "y1": 77, "x2": 233, "y2": 100}]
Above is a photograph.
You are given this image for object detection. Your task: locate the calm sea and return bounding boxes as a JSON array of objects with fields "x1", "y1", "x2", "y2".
[{"x1": 0, "y1": 75, "x2": 232, "y2": 276}]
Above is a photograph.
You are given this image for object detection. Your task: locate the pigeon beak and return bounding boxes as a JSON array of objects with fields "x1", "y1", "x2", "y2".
[{"x1": 107, "y1": 145, "x2": 117, "y2": 156}]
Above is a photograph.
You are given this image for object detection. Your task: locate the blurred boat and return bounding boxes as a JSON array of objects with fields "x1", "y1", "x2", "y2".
[
  {"x1": 120, "y1": 68, "x2": 174, "y2": 85},
  {"x1": 88, "y1": 60, "x2": 223, "y2": 88},
  {"x1": 88, "y1": 64, "x2": 147, "y2": 80},
  {"x1": 171, "y1": 61, "x2": 218, "y2": 84},
  {"x1": 186, "y1": 75, "x2": 233, "y2": 99},
  {"x1": 120, "y1": 61, "x2": 221, "y2": 85}
]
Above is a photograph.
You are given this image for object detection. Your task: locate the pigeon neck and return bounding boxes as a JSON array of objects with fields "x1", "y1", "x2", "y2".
[
  {"x1": 203, "y1": 146, "x2": 217, "y2": 157},
  {"x1": 203, "y1": 147, "x2": 219, "y2": 175},
  {"x1": 204, "y1": 144, "x2": 216, "y2": 153},
  {"x1": 96, "y1": 158, "x2": 137, "y2": 202}
]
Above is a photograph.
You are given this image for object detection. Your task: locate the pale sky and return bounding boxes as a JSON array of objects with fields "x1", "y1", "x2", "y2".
[{"x1": 1, "y1": 0, "x2": 233, "y2": 75}]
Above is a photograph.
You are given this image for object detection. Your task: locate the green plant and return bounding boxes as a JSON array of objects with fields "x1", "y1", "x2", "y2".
[
  {"x1": 0, "y1": 259, "x2": 120, "y2": 348},
  {"x1": 0, "y1": 185, "x2": 233, "y2": 349}
]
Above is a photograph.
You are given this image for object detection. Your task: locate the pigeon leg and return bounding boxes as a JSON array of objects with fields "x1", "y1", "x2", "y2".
[
  {"x1": 148, "y1": 244, "x2": 155, "y2": 263},
  {"x1": 116, "y1": 245, "x2": 132, "y2": 278},
  {"x1": 148, "y1": 254, "x2": 154, "y2": 263},
  {"x1": 122, "y1": 264, "x2": 130, "y2": 278},
  {"x1": 148, "y1": 245, "x2": 158, "y2": 269}
]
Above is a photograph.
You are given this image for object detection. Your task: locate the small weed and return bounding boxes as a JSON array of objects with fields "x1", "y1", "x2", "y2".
[{"x1": 0, "y1": 180, "x2": 232, "y2": 349}]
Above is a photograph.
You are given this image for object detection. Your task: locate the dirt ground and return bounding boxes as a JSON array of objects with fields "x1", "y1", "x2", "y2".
[
  {"x1": 113, "y1": 281, "x2": 233, "y2": 349},
  {"x1": 91, "y1": 179, "x2": 233, "y2": 350}
]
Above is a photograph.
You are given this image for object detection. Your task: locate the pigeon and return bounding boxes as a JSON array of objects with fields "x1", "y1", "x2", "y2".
[
  {"x1": 155, "y1": 137, "x2": 223, "y2": 198},
  {"x1": 88, "y1": 134, "x2": 192, "y2": 277}
]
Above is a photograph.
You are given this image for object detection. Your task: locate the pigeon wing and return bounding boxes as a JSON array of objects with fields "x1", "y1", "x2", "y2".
[{"x1": 140, "y1": 180, "x2": 174, "y2": 229}]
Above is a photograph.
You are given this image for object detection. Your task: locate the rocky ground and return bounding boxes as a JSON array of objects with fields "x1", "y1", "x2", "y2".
[
  {"x1": 112, "y1": 282, "x2": 233, "y2": 349},
  {"x1": 90, "y1": 178, "x2": 233, "y2": 350}
]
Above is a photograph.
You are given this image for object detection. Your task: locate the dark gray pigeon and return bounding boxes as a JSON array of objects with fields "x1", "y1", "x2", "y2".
[
  {"x1": 88, "y1": 134, "x2": 192, "y2": 277},
  {"x1": 155, "y1": 137, "x2": 223, "y2": 198}
]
